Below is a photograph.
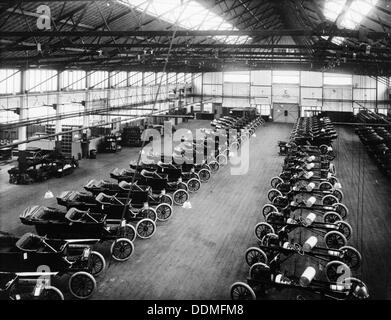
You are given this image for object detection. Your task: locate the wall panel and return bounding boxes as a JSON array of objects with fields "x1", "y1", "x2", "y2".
[
  {"x1": 272, "y1": 84, "x2": 299, "y2": 103},
  {"x1": 223, "y1": 83, "x2": 249, "y2": 97},
  {"x1": 251, "y1": 70, "x2": 272, "y2": 86},
  {"x1": 301, "y1": 71, "x2": 323, "y2": 87}
]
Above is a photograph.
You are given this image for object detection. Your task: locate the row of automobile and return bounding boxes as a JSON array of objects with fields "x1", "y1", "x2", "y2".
[
  {"x1": 355, "y1": 125, "x2": 391, "y2": 176},
  {"x1": 230, "y1": 116, "x2": 370, "y2": 300},
  {"x1": 0, "y1": 114, "x2": 265, "y2": 300},
  {"x1": 8, "y1": 149, "x2": 79, "y2": 184}
]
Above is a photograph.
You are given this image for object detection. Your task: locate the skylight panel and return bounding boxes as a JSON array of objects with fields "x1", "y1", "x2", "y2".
[
  {"x1": 340, "y1": 0, "x2": 378, "y2": 29},
  {"x1": 323, "y1": 0, "x2": 378, "y2": 46},
  {"x1": 324, "y1": 0, "x2": 378, "y2": 30},
  {"x1": 120, "y1": 0, "x2": 251, "y2": 44},
  {"x1": 324, "y1": 0, "x2": 347, "y2": 21}
]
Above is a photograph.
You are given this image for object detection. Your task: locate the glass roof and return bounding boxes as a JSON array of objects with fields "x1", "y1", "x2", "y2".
[
  {"x1": 324, "y1": 0, "x2": 378, "y2": 30},
  {"x1": 323, "y1": 0, "x2": 378, "y2": 45},
  {"x1": 119, "y1": 0, "x2": 251, "y2": 44}
]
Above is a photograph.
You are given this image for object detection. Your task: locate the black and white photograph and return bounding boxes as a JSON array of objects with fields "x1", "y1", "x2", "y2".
[{"x1": 0, "y1": 0, "x2": 390, "y2": 308}]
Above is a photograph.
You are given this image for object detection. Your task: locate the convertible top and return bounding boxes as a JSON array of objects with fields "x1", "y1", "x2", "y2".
[
  {"x1": 15, "y1": 233, "x2": 47, "y2": 252},
  {"x1": 21, "y1": 206, "x2": 64, "y2": 221},
  {"x1": 95, "y1": 193, "x2": 124, "y2": 206},
  {"x1": 65, "y1": 208, "x2": 105, "y2": 223},
  {"x1": 85, "y1": 179, "x2": 116, "y2": 189},
  {"x1": 85, "y1": 179, "x2": 100, "y2": 188}
]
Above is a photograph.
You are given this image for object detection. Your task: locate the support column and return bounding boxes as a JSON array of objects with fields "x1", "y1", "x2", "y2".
[
  {"x1": 18, "y1": 69, "x2": 27, "y2": 151},
  {"x1": 107, "y1": 72, "x2": 112, "y2": 126},
  {"x1": 84, "y1": 71, "x2": 91, "y2": 133},
  {"x1": 55, "y1": 71, "x2": 62, "y2": 151}
]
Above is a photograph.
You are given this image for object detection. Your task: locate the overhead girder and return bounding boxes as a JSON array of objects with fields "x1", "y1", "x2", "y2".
[{"x1": 1, "y1": 29, "x2": 389, "y2": 39}]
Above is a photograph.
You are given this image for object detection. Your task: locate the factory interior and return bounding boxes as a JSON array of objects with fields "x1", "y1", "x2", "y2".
[{"x1": 0, "y1": 0, "x2": 391, "y2": 302}]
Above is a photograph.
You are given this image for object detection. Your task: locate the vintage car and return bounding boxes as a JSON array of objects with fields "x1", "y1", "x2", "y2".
[
  {"x1": 0, "y1": 232, "x2": 104, "y2": 299},
  {"x1": 20, "y1": 205, "x2": 137, "y2": 260},
  {"x1": 0, "y1": 272, "x2": 64, "y2": 300}
]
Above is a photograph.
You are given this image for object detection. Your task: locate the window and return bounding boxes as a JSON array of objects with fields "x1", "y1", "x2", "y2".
[
  {"x1": 167, "y1": 73, "x2": 177, "y2": 84},
  {"x1": 260, "y1": 105, "x2": 271, "y2": 116},
  {"x1": 129, "y1": 72, "x2": 143, "y2": 86},
  {"x1": 224, "y1": 71, "x2": 249, "y2": 83},
  {"x1": 144, "y1": 72, "x2": 156, "y2": 86},
  {"x1": 156, "y1": 72, "x2": 167, "y2": 85},
  {"x1": 324, "y1": 73, "x2": 352, "y2": 86},
  {"x1": 177, "y1": 73, "x2": 185, "y2": 84},
  {"x1": 272, "y1": 71, "x2": 300, "y2": 84},
  {"x1": 120, "y1": 0, "x2": 251, "y2": 44},
  {"x1": 185, "y1": 73, "x2": 192, "y2": 84},
  {"x1": 0, "y1": 69, "x2": 21, "y2": 94},
  {"x1": 26, "y1": 69, "x2": 57, "y2": 92},
  {"x1": 111, "y1": 71, "x2": 128, "y2": 88},
  {"x1": 89, "y1": 71, "x2": 108, "y2": 89},
  {"x1": 61, "y1": 70, "x2": 86, "y2": 90}
]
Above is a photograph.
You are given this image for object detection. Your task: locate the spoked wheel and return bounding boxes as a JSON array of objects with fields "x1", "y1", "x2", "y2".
[
  {"x1": 322, "y1": 195, "x2": 339, "y2": 206},
  {"x1": 323, "y1": 212, "x2": 343, "y2": 223},
  {"x1": 328, "y1": 176, "x2": 339, "y2": 186},
  {"x1": 136, "y1": 218, "x2": 156, "y2": 239},
  {"x1": 334, "y1": 221, "x2": 352, "y2": 240},
  {"x1": 271, "y1": 176, "x2": 284, "y2": 188},
  {"x1": 201, "y1": 163, "x2": 211, "y2": 171},
  {"x1": 254, "y1": 222, "x2": 275, "y2": 241},
  {"x1": 262, "y1": 204, "x2": 279, "y2": 218},
  {"x1": 68, "y1": 271, "x2": 96, "y2": 299},
  {"x1": 177, "y1": 182, "x2": 188, "y2": 191},
  {"x1": 230, "y1": 142, "x2": 240, "y2": 151},
  {"x1": 272, "y1": 196, "x2": 289, "y2": 210},
  {"x1": 155, "y1": 203, "x2": 173, "y2": 221},
  {"x1": 173, "y1": 189, "x2": 189, "y2": 206},
  {"x1": 230, "y1": 282, "x2": 256, "y2": 300},
  {"x1": 110, "y1": 238, "x2": 134, "y2": 261},
  {"x1": 249, "y1": 262, "x2": 271, "y2": 281},
  {"x1": 340, "y1": 246, "x2": 362, "y2": 270},
  {"x1": 260, "y1": 232, "x2": 279, "y2": 247},
  {"x1": 38, "y1": 286, "x2": 64, "y2": 300},
  {"x1": 89, "y1": 251, "x2": 106, "y2": 276},
  {"x1": 325, "y1": 260, "x2": 350, "y2": 282},
  {"x1": 198, "y1": 169, "x2": 211, "y2": 183},
  {"x1": 245, "y1": 247, "x2": 268, "y2": 266},
  {"x1": 327, "y1": 151, "x2": 336, "y2": 161},
  {"x1": 267, "y1": 189, "x2": 283, "y2": 202},
  {"x1": 216, "y1": 154, "x2": 228, "y2": 166},
  {"x1": 120, "y1": 223, "x2": 137, "y2": 242},
  {"x1": 333, "y1": 203, "x2": 349, "y2": 220},
  {"x1": 160, "y1": 193, "x2": 173, "y2": 207},
  {"x1": 187, "y1": 178, "x2": 201, "y2": 192},
  {"x1": 208, "y1": 161, "x2": 219, "y2": 173},
  {"x1": 324, "y1": 231, "x2": 347, "y2": 249},
  {"x1": 332, "y1": 189, "x2": 344, "y2": 202},
  {"x1": 141, "y1": 208, "x2": 157, "y2": 222},
  {"x1": 319, "y1": 181, "x2": 333, "y2": 191},
  {"x1": 319, "y1": 145, "x2": 329, "y2": 155}
]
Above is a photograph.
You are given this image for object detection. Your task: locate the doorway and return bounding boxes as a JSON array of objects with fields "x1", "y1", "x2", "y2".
[{"x1": 272, "y1": 103, "x2": 299, "y2": 123}]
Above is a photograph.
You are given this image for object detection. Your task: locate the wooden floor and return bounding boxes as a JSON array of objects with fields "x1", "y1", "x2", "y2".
[
  {"x1": 1, "y1": 121, "x2": 390, "y2": 299},
  {"x1": 331, "y1": 125, "x2": 391, "y2": 300}
]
